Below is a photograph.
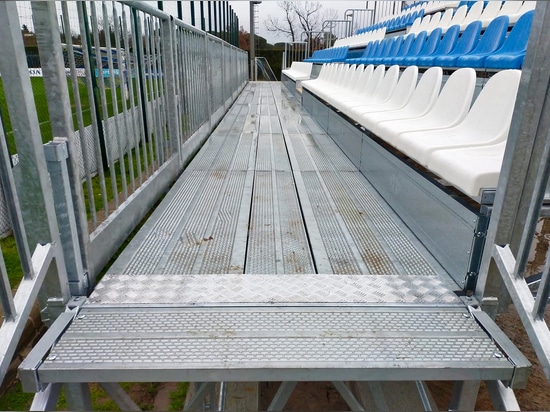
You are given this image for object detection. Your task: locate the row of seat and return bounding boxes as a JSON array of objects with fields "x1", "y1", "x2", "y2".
[
  {"x1": 358, "y1": 1, "x2": 461, "y2": 34},
  {"x1": 410, "y1": 0, "x2": 536, "y2": 34},
  {"x1": 302, "y1": 63, "x2": 521, "y2": 198},
  {"x1": 346, "y1": 11, "x2": 534, "y2": 70},
  {"x1": 304, "y1": 46, "x2": 349, "y2": 64},
  {"x1": 333, "y1": 28, "x2": 386, "y2": 49}
]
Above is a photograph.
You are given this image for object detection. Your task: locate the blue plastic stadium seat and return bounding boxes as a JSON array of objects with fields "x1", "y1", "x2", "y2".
[
  {"x1": 386, "y1": 33, "x2": 417, "y2": 65},
  {"x1": 305, "y1": 46, "x2": 349, "y2": 63},
  {"x1": 371, "y1": 36, "x2": 403, "y2": 65},
  {"x1": 401, "y1": 27, "x2": 442, "y2": 66},
  {"x1": 485, "y1": 10, "x2": 535, "y2": 69},
  {"x1": 358, "y1": 40, "x2": 382, "y2": 64},
  {"x1": 346, "y1": 40, "x2": 375, "y2": 64},
  {"x1": 416, "y1": 25, "x2": 461, "y2": 66},
  {"x1": 434, "y1": 21, "x2": 482, "y2": 67},
  {"x1": 392, "y1": 31, "x2": 427, "y2": 66},
  {"x1": 457, "y1": 1, "x2": 476, "y2": 11},
  {"x1": 454, "y1": 15, "x2": 509, "y2": 68},
  {"x1": 364, "y1": 37, "x2": 392, "y2": 64}
]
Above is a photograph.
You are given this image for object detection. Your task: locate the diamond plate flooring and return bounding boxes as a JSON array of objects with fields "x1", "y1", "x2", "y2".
[
  {"x1": 98, "y1": 82, "x2": 455, "y2": 305},
  {"x1": 23, "y1": 83, "x2": 529, "y2": 394}
]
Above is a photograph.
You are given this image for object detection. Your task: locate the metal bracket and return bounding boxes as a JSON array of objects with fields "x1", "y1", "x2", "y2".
[
  {"x1": 472, "y1": 310, "x2": 531, "y2": 389},
  {"x1": 465, "y1": 211, "x2": 492, "y2": 293},
  {"x1": 19, "y1": 310, "x2": 76, "y2": 392}
]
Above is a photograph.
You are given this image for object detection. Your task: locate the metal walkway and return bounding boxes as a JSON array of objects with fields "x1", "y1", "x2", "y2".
[{"x1": 21, "y1": 82, "x2": 529, "y2": 410}]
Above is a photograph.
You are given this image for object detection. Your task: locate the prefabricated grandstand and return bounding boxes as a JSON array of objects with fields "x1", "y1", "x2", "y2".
[{"x1": 1, "y1": 1, "x2": 550, "y2": 411}]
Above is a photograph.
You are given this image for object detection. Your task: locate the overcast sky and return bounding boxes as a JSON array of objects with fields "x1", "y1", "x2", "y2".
[
  {"x1": 231, "y1": 1, "x2": 371, "y2": 43},
  {"x1": 158, "y1": 1, "x2": 373, "y2": 44}
]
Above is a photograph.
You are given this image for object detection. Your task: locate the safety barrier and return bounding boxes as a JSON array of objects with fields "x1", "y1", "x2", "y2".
[{"x1": 0, "y1": 0, "x2": 247, "y2": 387}]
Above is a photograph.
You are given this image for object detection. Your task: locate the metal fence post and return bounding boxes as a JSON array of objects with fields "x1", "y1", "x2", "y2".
[
  {"x1": 31, "y1": 1, "x2": 90, "y2": 279},
  {"x1": 44, "y1": 140, "x2": 88, "y2": 296},
  {"x1": 0, "y1": 1, "x2": 70, "y2": 320},
  {"x1": 205, "y1": 35, "x2": 213, "y2": 129},
  {"x1": 162, "y1": 17, "x2": 182, "y2": 155}
]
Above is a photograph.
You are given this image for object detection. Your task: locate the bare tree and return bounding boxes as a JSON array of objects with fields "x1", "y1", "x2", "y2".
[{"x1": 264, "y1": 1, "x2": 337, "y2": 44}]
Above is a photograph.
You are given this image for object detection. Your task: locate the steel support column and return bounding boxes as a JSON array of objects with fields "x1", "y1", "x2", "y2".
[
  {"x1": 44, "y1": 140, "x2": 87, "y2": 295},
  {"x1": 0, "y1": 1, "x2": 70, "y2": 322}
]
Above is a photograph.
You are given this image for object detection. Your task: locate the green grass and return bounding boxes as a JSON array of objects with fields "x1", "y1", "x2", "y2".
[
  {"x1": 0, "y1": 381, "x2": 188, "y2": 411},
  {"x1": 0, "y1": 380, "x2": 172, "y2": 411},
  {"x1": 0, "y1": 381, "x2": 33, "y2": 411},
  {"x1": 0, "y1": 235, "x2": 23, "y2": 288},
  {"x1": 0, "y1": 76, "x2": 133, "y2": 153},
  {"x1": 169, "y1": 382, "x2": 189, "y2": 411}
]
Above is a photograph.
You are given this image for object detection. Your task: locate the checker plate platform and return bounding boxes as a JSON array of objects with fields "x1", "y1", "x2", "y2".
[{"x1": 32, "y1": 305, "x2": 526, "y2": 385}]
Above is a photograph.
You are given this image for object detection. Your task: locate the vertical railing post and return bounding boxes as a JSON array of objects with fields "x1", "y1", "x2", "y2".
[
  {"x1": 213, "y1": 1, "x2": 218, "y2": 35},
  {"x1": 218, "y1": 2, "x2": 222, "y2": 39},
  {"x1": 44, "y1": 140, "x2": 88, "y2": 296},
  {"x1": 205, "y1": 34, "x2": 213, "y2": 129},
  {"x1": 0, "y1": 2, "x2": 70, "y2": 321},
  {"x1": 200, "y1": 1, "x2": 206, "y2": 31},
  {"x1": 162, "y1": 17, "x2": 182, "y2": 155},
  {"x1": 31, "y1": 2, "x2": 90, "y2": 284}
]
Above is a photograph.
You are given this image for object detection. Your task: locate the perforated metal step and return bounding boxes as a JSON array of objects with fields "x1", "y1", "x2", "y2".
[{"x1": 20, "y1": 304, "x2": 529, "y2": 389}]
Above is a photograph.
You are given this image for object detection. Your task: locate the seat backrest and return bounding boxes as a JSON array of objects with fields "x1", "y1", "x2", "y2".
[
  {"x1": 517, "y1": 1, "x2": 537, "y2": 15},
  {"x1": 496, "y1": 0, "x2": 522, "y2": 17},
  {"x1": 409, "y1": 16, "x2": 422, "y2": 33},
  {"x1": 404, "y1": 66, "x2": 443, "y2": 113},
  {"x1": 449, "y1": 5, "x2": 468, "y2": 26},
  {"x1": 358, "y1": 64, "x2": 375, "y2": 93},
  {"x1": 457, "y1": 1, "x2": 476, "y2": 10},
  {"x1": 479, "y1": 0, "x2": 503, "y2": 21},
  {"x1": 427, "y1": 67, "x2": 476, "y2": 123},
  {"x1": 417, "y1": 27, "x2": 443, "y2": 57},
  {"x1": 426, "y1": 11, "x2": 442, "y2": 31},
  {"x1": 340, "y1": 64, "x2": 360, "y2": 88},
  {"x1": 332, "y1": 64, "x2": 348, "y2": 85},
  {"x1": 462, "y1": 69, "x2": 522, "y2": 139},
  {"x1": 433, "y1": 24, "x2": 461, "y2": 55},
  {"x1": 438, "y1": 8, "x2": 455, "y2": 29},
  {"x1": 460, "y1": 1, "x2": 485, "y2": 27},
  {"x1": 497, "y1": 9, "x2": 535, "y2": 53},
  {"x1": 406, "y1": 30, "x2": 429, "y2": 57},
  {"x1": 359, "y1": 41, "x2": 375, "y2": 59},
  {"x1": 395, "y1": 33, "x2": 417, "y2": 58},
  {"x1": 365, "y1": 40, "x2": 381, "y2": 59},
  {"x1": 352, "y1": 64, "x2": 368, "y2": 85},
  {"x1": 386, "y1": 36, "x2": 405, "y2": 58},
  {"x1": 363, "y1": 64, "x2": 386, "y2": 97},
  {"x1": 331, "y1": 64, "x2": 347, "y2": 84},
  {"x1": 418, "y1": 14, "x2": 433, "y2": 32},
  {"x1": 450, "y1": 20, "x2": 482, "y2": 55},
  {"x1": 469, "y1": 15, "x2": 508, "y2": 54},
  {"x1": 371, "y1": 65, "x2": 401, "y2": 103},
  {"x1": 372, "y1": 38, "x2": 393, "y2": 59},
  {"x1": 385, "y1": 65, "x2": 419, "y2": 108}
]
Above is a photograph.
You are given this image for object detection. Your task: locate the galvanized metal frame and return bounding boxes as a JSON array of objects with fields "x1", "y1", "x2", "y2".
[
  {"x1": 282, "y1": 42, "x2": 309, "y2": 70},
  {"x1": 476, "y1": 2, "x2": 550, "y2": 381},
  {"x1": 16, "y1": 82, "x2": 531, "y2": 412},
  {"x1": 0, "y1": 0, "x2": 246, "y2": 390},
  {"x1": 0, "y1": 2, "x2": 71, "y2": 387},
  {"x1": 301, "y1": 88, "x2": 485, "y2": 290}
]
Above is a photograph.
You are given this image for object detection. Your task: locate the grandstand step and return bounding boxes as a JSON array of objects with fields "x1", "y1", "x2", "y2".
[{"x1": 20, "y1": 302, "x2": 529, "y2": 388}]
